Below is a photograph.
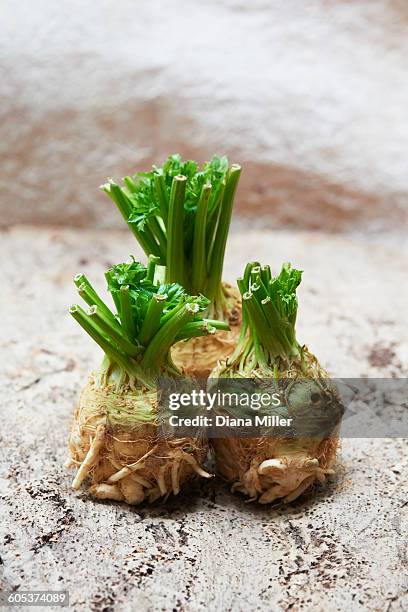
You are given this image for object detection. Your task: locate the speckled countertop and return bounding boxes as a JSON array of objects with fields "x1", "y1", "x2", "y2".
[{"x1": 0, "y1": 226, "x2": 407, "y2": 611}]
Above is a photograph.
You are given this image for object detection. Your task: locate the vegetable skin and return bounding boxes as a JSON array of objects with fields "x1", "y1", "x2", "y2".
[
  {"x1": 68, "y1": 376, "x2": 210, "y2": 504},
  {"x1": 172, "y1": 282, "x2": 241, "y2": 377}
]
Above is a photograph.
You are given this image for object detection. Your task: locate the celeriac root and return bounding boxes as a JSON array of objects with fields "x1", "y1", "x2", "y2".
[
  {"x1": 210, "y1": 344, "x2": 342, "y2": 503},
  {"x1": 67, "y1": 378, "x2": 211, "y2": 505},
  {"x1": 172, "y1": 284, "x2": 242, "y2": 377},
  {"x1": 212, "y1": 435, "x2": 338, "y2": 504}
]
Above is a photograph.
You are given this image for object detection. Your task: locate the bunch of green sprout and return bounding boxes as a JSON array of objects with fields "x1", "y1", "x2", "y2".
[
  {"x1": 70, "y1": 256, "x2": 229, "y2": 388},
  {"x1": 218, "y1": 262, "x2": 308, "y2": 377},
  {"x1": 102, "y1": 155, "x2": 241, "y2": 321}
]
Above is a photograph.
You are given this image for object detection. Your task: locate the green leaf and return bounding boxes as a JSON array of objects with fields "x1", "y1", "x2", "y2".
[
  {"x1": 102, "y1": 154, "x2": 239, "y2": 303},
  {"x1": 72, "y1": 258, "x2": 226, "y2": 381}
]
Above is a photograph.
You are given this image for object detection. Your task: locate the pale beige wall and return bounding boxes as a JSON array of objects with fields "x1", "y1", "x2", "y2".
[{"x1": 1, "y1": 0, "x2": 407, "y2": 231}]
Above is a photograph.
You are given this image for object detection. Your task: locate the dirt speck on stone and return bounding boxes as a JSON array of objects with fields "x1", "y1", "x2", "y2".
[{"x1": 367, "y1": 343, "x2": 396, "y2": 368}]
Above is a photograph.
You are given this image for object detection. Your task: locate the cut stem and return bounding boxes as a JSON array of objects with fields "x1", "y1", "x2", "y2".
[
  {"x1": 147, "y1": 217, "x2": 167, "y2": 262},
  {"x1": 154, "y1": 173, "x2": 169, "y2": 223},
  {"x1": 205, "y1": 181, "x2": 225, "y2": 279},
  {"x1": 70, "y1": 305, "x2": 139, "y2": 377},
  {"x1": 192, "y1": 183, "x2": 211, "y2": 294},
  {"x1": 141, "y1": 303, "x2": 198, "y2": 372},
  {"x1": 166, "y1": 175, "x2": 187, "y2": 286},
  {"x1": 146, "y1": 255, "x2": 160, "y2": 283},
  {"x1": 75, "y1": 275, "x2": 119, "y2": 328},
  {"x1": 177, "y1": 319, "x2": 230, "y2": 337},
  {"x1": 139, "y1": 294, "x2": 167, "y2": 346},
  {"x1": 175, "y1": 323, "x2": 216, "y2": 341},
  {"x1": 174, "y1": 318, "x2": 231, "y2": 341},
  {"x1": 102, "y1": 181, "x2": 161, "y2": 258},
  {"x1": 242, "y1": 291, "x2": 274, "y2": 353},
  {"x1": 123, "y1": 176, "x2": 138, "y2": 193},
  {"x1": 119, "y1": 285, "x2": 136, "y2": 341},
  {"x1": 206, "y1": 165, "x2": 242, "y2": 302},
  {"x1": 88, "y1": 305, "x2": 141, "y2": 357}
]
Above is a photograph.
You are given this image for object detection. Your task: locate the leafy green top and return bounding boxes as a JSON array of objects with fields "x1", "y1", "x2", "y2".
[
  {"x1": 102, "y1": 154, "x2": 241, "y2": 319},
  {"x1": 70, "y1": 258, "x2": 229, "y2": 388},
  {"x1": 224, "y1": 262, "x2": 303, "y2": 376},
  {"x1": 129, "y1": 154, "x2": 228, "y2": 231}
]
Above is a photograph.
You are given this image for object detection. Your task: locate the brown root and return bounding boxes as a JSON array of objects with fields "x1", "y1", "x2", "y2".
[
  {"x1": 67, "y1": 378, "x2": 210, "y2": 505},
  {"x1": 89, "y1": 483, "x2": 124, "y2": 502},
  {"x1": 171, "y1": 461, "x2": 181, "y2": 495},
  {"x1": 211, "y1": 349, "x2": 342, "y2": 504},
  {"x1": 119, "y1": 477, "x2": 145, "y2": 505},
  {"x1": 212, "y1": 434, "x2": 339, "y2": 504},
  {"x1": 71, "y1": 424, "x2": 106, "y2": 490},
  {"x1": 172, "y1": 283, "x2": 242, "y2": 378}
]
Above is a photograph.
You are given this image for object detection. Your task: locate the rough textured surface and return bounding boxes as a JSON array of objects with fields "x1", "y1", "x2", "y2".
[
  {"x1": 1, "y1": 0, "x2": 408, "y2": 231},
  {"x1": 0, "y1": 226, "x2": 407, "y2": 611}
]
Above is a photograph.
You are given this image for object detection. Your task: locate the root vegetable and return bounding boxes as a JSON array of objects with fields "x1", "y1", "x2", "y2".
[
  {"x1": 68, "y1": 259, "x2": 220, "y2": 504},
  {"x1": 172, "y1": 282, "x2": 242, "y2": 377},
  {"x1": 210, "y1": 262, "x2": 344, "y2": 504}
]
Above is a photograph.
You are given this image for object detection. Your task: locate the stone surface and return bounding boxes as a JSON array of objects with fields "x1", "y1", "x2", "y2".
[
  {"x1": 1, "y1": 1, "x2": 408, "y2": 231},
  {"x1": 0, "y1": 226, "x2": 407, "y2": 611}
]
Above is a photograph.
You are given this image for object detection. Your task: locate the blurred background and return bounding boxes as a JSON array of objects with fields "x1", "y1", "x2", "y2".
[{"x1": 1, "y1": 0, "x2": 407, "y2": 236}]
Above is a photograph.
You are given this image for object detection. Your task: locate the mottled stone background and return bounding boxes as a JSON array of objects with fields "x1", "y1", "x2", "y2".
[{"x1": 1, "y1": 228, "x2": 407, "y2": 611}]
